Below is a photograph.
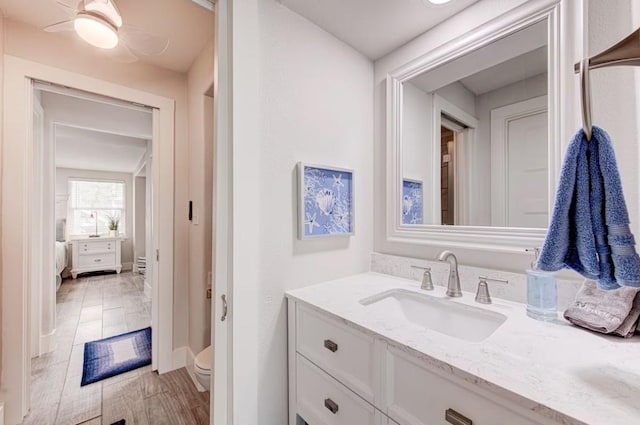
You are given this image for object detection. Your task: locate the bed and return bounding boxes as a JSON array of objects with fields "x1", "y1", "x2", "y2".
[{"x1": 55, "y1": 241, "x2": 68, "y2": 291}]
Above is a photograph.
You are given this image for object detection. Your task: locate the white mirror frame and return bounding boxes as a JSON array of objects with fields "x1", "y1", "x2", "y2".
[{"x1": 386, "y1": 0, "x2": 566, "y2": 253}]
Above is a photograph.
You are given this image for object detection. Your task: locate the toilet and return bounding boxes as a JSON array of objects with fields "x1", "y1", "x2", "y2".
[{"x1": 194, "y1": 345, "x2": 212, "y2": 390}]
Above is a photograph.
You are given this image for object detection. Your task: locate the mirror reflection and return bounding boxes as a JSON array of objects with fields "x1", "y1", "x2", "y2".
[{"x1": 401, "y1": 20, "x2": 549, "y2": 228}]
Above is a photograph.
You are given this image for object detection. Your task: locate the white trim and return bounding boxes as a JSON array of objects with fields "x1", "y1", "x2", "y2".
[
  {"x1": 33, "y1": 80, "x2": 153, "y2": 114},
  {"x1": 385, "y1": 0, "x2": 565, "y2": 253},
  {"x1": 30, "y1": 94, "x2": 45, "y2": 359},
  {"x1": 39, "y1": 330, "x2": 56, "y2": 355},
  {"x1": 172, "y1": 346, "x2": 188, "y2": 369},
  {"x1": 1, "y1": 55, "x2": 175, "y2": 424},
  {"x1": 0, "y1": 402, "x2": 4, "y2": 425},
  {"x1": 490, "y1": 95, "x2": 548, "y2": 227},
  {"x1": 133, "y1": 155, "x2": 148, "y2": 177},
  {"x1": 171, "y1": 347, "x2": 207, "y2": 393},
  {"x1": 184, "y1": 347, "x2": 207, "y2": 392}
]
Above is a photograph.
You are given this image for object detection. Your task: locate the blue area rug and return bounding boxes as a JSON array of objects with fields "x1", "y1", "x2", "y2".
[{"x1": 81, "y1": 327, "x2": 152, "y2": 386}]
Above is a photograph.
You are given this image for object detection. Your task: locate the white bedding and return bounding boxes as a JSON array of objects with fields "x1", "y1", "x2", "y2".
[
  {"x1": 55, "y1": 241, "x2": 68, "y2": 291},
  {"x1": 55, "y1": 241, "x2": 67, "y2": 275}
]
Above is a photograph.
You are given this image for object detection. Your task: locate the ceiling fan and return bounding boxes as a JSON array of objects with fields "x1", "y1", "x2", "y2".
[{"x1": 43, "y1": 0, "x2": 170, "y2": 63}]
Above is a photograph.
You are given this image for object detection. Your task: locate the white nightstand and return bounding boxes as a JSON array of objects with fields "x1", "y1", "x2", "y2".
[{"x1": 70, "y1": 237, "x2": 123, "y2": 278}]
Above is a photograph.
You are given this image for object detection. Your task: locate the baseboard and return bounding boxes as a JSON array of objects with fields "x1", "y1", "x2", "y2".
[
  {"x1": 122, "y1": 262, "x2": 134, "y2": 272},
  {"x1": 173, "y1": 346, "x2": 206, "y2": 392},
  {"x1": 185, "y1": 347, "x2": 207, "y2": 392},
  {"x1": 144, "y1": 280, "x2": 152, "y2": 299},
  {"x1": 39, "y1": 329, "x2": 56, "y2": 355},
  {"x1": 172, "y1": 346, "x2": 188, "y2": 369}
]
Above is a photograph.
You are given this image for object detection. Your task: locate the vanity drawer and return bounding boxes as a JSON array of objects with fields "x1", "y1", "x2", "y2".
[
  {"x1": 386, "y1": 346, "x2": 543, "y2": 425},
  {"x1": 296, "y1": 354, "x2": 377, "y2": 425},
  {"x1": 78, "y1": 253, "x2": 116, "y2": 268},
  {"x1": 297, "y1": 305, "x2": 377, "y2": 403},
  {"x1": 80, "y1": 241, "x2": 115, "y2": 254}
]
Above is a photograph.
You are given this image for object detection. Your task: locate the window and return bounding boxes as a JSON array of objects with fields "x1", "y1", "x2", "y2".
[{"x1": 68, "y1": 179, "x2": 126, "y2": 236}]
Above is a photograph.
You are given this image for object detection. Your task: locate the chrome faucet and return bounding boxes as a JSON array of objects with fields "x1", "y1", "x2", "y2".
[{"x1": 437, "y1": 250, "x2": 462, "y2": 297}]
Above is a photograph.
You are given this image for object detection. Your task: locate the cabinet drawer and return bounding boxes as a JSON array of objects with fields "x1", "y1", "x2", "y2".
[
  {"x1": 386, "y1": 346, "x2": 543, "y2": 425},
  {"x1": 80, "y1": 241, "x2": 115, "y2": 254},
  {"x1": 78, "y1": 253, "x2": 116, "y2": 268},
  {"x1": 297, "y1": 354, "x2": 377, "y2": 425},
  {"x1": 297, "y1": 305, "x2": 377, "y2": 403}
]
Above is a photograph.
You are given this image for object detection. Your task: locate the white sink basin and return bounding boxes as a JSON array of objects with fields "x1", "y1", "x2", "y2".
[{"x1": 360, "y1": 289, "x2": 507, "y2": 342}]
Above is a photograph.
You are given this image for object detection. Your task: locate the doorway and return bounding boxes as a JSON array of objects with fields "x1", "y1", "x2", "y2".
[
  {"x1": 26, "y1": 84, "x2": 164, "y2": 423},
  {"x1": 440, "y1": 125, "x2": 455, "y2": 225},
  {"x1": 2, "y1": 56, "x2": 176, "y2": 424}
]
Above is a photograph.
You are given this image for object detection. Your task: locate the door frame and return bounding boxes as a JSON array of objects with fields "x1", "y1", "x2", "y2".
[
  {"x1": 431, "y1": 94, "x2": 478, "y2": 225},
  {"x1": 490, "y1": 95, "x2": 548, "y2": 226},
  {"x1": 1, "y1": 55, "x2": 175, "y2": 425}
]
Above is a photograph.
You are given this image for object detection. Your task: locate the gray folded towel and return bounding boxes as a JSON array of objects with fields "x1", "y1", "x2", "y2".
[{"x1": 564, "y1": 280, "x2": 640, "y2": 337}]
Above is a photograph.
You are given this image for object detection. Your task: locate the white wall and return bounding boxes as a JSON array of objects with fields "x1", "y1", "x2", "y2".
[
  {"x1": 589, "y1": 0, "x2": 640, "y2": 239},
  {"x1": 402, "y1": 82, "x2": 433, "y2": 223},
  {"x1": 2, "y1": 18, "x2": 191, "y2": 350},
  {"x1": 435, "y1": 81, "x2": 476, "y2": 117},
  {"x1": 231, "y1": 0, "x2": 374, "y2": 423},
  {"x1": 55, "y1": 168, "x2": 135, "y2": 268},
  {"x1": 472, "y1": 72, "x2": 548, "y2": 225},
  {"x1": 187, "y1": 37, "x2": 215, "y2": 356}
]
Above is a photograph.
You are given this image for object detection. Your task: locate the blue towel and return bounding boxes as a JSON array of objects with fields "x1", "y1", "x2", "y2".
[{"x1": 538, "y1": 126, "x2": 640, "y2": 290}]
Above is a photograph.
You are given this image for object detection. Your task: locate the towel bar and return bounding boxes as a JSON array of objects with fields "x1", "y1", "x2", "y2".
[{"x1": 574, "y1": 27, "x2": 640, "y2": 140}]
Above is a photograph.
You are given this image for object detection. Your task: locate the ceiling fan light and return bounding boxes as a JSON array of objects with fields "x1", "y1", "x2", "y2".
[{"x1": 74, "y1": 14, "x2": 119, "y2": 49}]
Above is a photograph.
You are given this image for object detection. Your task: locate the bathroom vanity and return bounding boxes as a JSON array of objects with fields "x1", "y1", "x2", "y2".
[{"x1": 286, "y1": 272, "x2": 640, "y2": 425}]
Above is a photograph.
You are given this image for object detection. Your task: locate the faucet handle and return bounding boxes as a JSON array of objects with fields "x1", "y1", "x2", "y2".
[
  {"x1": 475, "y1": 275, "x2": 508, "y2": 305},
  {"x1": 411, "y1": 265, "x2": 434, "y2": 291}
]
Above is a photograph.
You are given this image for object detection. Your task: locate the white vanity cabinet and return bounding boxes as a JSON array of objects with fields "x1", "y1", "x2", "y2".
[
  {"x1": 70, "y1": 237, "x2": 123, "y2": 278},
  {"x1": 288, "y1": 301, "x2": 551, "y2": 425}
]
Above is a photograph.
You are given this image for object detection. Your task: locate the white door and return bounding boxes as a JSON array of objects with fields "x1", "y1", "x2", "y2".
[
  {"x1": 491, "y1": 96, "x2": 548, "y2": 228},
  {"x1": 213, "y1": 0, "x2": 231, "y2": 423}
]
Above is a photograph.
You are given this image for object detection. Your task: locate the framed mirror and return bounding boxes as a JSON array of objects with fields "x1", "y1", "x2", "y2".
[{"x1": 386, "y1": 0, "x2": 565, "y2": 251}]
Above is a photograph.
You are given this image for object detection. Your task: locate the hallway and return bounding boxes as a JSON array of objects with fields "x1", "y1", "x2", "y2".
[{"x1": 22, "y1": 272, "x2": 209, "y2": 425}]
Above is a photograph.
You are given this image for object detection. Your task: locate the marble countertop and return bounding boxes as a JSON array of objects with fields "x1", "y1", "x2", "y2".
[{"x1": 286, "y1": 272, "x2": 640, "y2": 425}]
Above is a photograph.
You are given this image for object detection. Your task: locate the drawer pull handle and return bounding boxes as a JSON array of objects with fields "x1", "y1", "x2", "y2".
[
  {"x1": 324, "y1": 398, "x2": 339, "y2": 414},
  {"x1": 445, "y1": 408, "x2": 472, "y2": 425},
  {"x1": 323, "y1": 339, "x2": 338, "y2": 352},
  {"x1": 94, "y1": 259, "x2": 102, "y2": 263}
]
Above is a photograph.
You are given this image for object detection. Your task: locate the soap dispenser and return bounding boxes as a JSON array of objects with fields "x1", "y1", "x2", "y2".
[{"x1": 525, "y1": 248, "x2": 557, "y2": 322}]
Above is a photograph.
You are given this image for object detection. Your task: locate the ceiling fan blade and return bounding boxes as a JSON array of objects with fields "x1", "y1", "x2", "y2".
[
  {"x1": 120, "y1": 25, "x2": 169, "y2": 56},
  {"x1": 43, "y1": 20, "x2": 75, "y2": 32},
  {"x1": 106, "y1": 42, "x2": 139, "y2": 63},
  {"x1": 55, "y1": 0, "x2": 78, "y2": 13}
]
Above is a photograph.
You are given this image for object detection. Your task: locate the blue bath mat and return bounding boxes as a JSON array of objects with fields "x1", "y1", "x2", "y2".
[{"x1": 81, "y1": 327, "x2": 151, "y2": 386}]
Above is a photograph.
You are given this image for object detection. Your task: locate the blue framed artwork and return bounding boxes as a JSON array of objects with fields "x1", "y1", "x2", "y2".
[
  {"x1": 298, "y1": 163, "x2": 354, "y2": 239},
  {"x1": 402, "y1": 179, "x2": 423, "y2": 225}
]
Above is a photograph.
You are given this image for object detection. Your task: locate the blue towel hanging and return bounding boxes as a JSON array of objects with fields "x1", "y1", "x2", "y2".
[{"x1": 538, "y1": 126, "x2": 640, "y2": 290}]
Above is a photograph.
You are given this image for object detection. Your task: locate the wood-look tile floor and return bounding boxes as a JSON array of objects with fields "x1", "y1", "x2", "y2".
[{"x1": 22, "y1": 272, "x2": 210, "y2": 425}]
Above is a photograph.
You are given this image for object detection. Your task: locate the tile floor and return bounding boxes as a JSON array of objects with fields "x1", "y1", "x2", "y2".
[{"x1": 21, "y1": 272, "x2": 210, "y2": 425}]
